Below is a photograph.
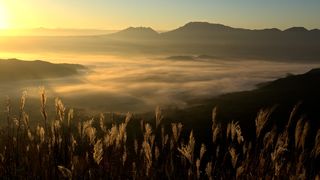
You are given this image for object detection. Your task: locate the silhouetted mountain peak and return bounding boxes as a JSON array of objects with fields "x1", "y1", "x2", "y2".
[
  {"x1": 259, "y1": 28, "x2": 281, "y2": 32},
  {"x1": 124, "y1": 27, "x2": 157, "y2": 33},
  {"x1": 110, "y1": 26, "x2": 159, "y2": 38},
  {"x1": 284, "y1": 27, "x2": 309, "y2": 32},
  {"x1": 161, "y1": 22, "x2": 240, "y2": 39},
  {"x1": 177, "y1": 22, "x2": 235, "y2": 32}
]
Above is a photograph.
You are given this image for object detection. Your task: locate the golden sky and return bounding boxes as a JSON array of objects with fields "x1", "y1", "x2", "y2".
[{"x1": 1, "y1": 0, "x2": 320, "y2": 30}]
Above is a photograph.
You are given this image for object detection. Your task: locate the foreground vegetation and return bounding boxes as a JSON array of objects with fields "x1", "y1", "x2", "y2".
[{"x1": 0, "y1": 90, "x2": 319, "y2": 179}]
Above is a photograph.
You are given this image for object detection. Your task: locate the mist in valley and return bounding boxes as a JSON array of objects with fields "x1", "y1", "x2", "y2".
[{"x1": 0, "y1": 54, "x2": 318, "y2": 115}]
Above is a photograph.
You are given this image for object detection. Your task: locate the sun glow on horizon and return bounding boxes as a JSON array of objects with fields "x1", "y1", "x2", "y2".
[
  {"x1": 0, "y1": 3, "x2": 9, "y2": 29},
  {"x1": 0, "y1": 1, "x2": 319, "y2": 32}
]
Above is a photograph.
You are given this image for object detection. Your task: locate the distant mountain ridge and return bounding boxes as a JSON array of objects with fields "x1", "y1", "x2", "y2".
[
  {"x1": 108, "y1": 27, "x2": 159, "y2": 39},
  {"x1": 104, "y1": 21, "x2": 320, "y2": 61},
  {"x1": 109, "y1": 22, "x2": 320, "y2": 38},
  {"x1": 0, "y1": 28, "x2": 116, "y2": 36},
  {"x1": 0, "y1": 59, "x2": 86, "y2": 82},
  {"x1": 1, "y1": 22, "x2": 319, "y2": 61},
  {"x1": 161, "y1": 22, "x2": 320, "y2": 38},
  {"x1": 168, "y1": 22, "x2": 238, "y2": 32}
]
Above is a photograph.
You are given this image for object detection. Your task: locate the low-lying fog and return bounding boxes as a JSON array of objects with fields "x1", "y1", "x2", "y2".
[{"x1": 1, "y1": 54, "x2": 319, "y2": 113}]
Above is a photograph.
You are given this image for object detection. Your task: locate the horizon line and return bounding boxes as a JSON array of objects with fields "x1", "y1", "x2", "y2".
[{"x1": 1, "y1": 21, "x2": 320, "y2": 32}]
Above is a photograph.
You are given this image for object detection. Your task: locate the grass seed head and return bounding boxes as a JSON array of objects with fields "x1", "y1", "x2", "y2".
[{"x1": 93, "y1": 139, "x2": 103, "y2": 165}]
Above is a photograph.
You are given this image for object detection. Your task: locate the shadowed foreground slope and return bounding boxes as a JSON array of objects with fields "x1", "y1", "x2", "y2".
[{"x1": 169, "y1": 68, "x2": 320, "y2": 141}]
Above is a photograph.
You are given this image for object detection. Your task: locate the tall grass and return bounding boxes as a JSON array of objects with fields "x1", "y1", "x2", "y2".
[{"x1": 0, "y1": 91, "x2": 319, "y2": 179}]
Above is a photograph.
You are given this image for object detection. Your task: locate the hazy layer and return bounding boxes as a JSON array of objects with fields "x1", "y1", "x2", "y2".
[{"x1": 1, "y1": 55, "x2": 318, "y2": 113}]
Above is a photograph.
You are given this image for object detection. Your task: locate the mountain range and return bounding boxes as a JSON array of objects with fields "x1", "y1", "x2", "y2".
[
  {"x1": 109, "y1": 22, "x2": 320, "y2": 39},
  {"x1": 1, "y1": 22, "x2": 319, "y2": 61},
  {"x1": 105, "y1": 22, "x2": 320, "y2": 61}
]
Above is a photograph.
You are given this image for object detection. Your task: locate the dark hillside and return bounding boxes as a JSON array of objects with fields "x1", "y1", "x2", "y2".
[
  {"x1": 0, "y1": 59, "x2": 86, "y2": 82},
  {"x1": 165, "y1": 68, "x2": 320, "y2": 143}
]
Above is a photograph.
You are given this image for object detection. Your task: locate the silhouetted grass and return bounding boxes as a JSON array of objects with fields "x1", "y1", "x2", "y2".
[{"x1": 0, "y1": 90, "x2": 319, "y2": 179}]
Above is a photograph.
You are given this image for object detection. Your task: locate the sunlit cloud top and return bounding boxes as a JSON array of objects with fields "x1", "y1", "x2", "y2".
[{"x1": 1, "y1": 0, "x2": 320, "y2": 30}]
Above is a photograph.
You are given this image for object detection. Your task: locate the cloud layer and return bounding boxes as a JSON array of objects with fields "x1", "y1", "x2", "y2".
[{"x1": 1, "y1": 56, "x2": 319, "y2": 113}]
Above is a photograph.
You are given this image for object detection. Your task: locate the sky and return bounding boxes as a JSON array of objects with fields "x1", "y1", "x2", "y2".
[{"x1": 1, "y1": 0, "x2": 320, "y2": 30}]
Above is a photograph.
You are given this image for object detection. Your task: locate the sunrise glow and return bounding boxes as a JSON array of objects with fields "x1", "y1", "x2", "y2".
[
  {"x1": 0, "y1": 3, "x2": 9, "y2": 29},
  {"x1": 0, "y1": 0, "x2": 319, "y2": 30}
]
